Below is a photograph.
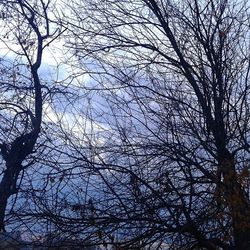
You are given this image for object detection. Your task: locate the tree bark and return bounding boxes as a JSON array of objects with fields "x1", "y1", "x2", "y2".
[
  {"x1": 0, "y1": 163, "x2": 21, "y2": 231},
  {"x1": 219, "y1": 153, "x2": 250, "y2": 249},
  {"x1": 0, "y1": 132, "x2": 38, "y2": 231}
]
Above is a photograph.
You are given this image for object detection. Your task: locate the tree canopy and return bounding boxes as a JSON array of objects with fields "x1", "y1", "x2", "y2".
[{"x1": 1, "y1": 0, "x2": 250, "y2": 249}]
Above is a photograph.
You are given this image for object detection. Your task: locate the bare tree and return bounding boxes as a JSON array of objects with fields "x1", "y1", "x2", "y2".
[
  {"x1": 51, "y1": 0, "x2": 250, "y2": 249},
  {"x1": 0, "y1": 0, "x2": 62, "y2": 232}
]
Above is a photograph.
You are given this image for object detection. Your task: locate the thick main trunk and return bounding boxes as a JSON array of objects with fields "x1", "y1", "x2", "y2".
[
  {"x1": 0, "y1": 134, "x2": 37, "y2": 231},
  {"x1": 0, "y1": 194, "x2": 8, "y2": 232},
  {"x1": 219, "y1": 155, "x2": 250, "y2": 249},
  {"x1": 0, "y1": 165, "x2": 21, "y2": 232}
]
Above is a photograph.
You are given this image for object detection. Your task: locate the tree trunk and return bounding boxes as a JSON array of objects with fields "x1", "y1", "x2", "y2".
[
  {"x1": 0, "y1": 134, "x2": 37, "y2": 231},
  {"x1": 219, "y1": 153, "x2": 250, "y2": 249},
  {"x1": 0, "y1": 194, "x2": 8, "y2": 232},
  {"x1": 0, "y1": 163, "x2": 21, "y2": 232}
]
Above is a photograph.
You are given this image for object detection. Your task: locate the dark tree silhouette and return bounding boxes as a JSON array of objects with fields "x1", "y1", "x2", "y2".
[
  {"x1": 2, "y1": 0, "x2": 250, "y2": 249},
  {"x1": 53, "y1": 0, "x2": 250, "y2": 249},
  {"x1": 0, "y1": 0, "x2": 61, "y2": 232}
]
